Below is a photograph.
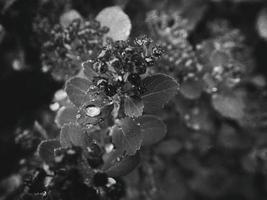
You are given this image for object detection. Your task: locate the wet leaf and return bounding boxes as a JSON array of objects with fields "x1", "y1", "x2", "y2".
[
  {"x1": 111, "y1": 118, "x2": 142, "y2": 156},
  {"x1": 124, "y1": 96, "x2": 144, "y2": 118},
  {"x1": 55, "y1": 106, "x2": 78, "y2": 127},
  {"x1": 65, "y1": 77, "x2": 92, "y2": 107},
  {"x1": 136, "y1": 115, "x2": 167, "y2": 146},
  {"x1": 105, "y1": 153, "x2": 140, "y2": 177},
  {"x1": 37, "y1": 139, "x2": 61, "y2": 164},
  {"x1": 82, "y1": 61, "x2": 99, "y2": 82},
  {"x1": 60, "y1": 123, "x2": 91, "y2": 148},
  {"x1": 142, "y1": 74, "x2": 179, "y2": 113},
  {"x1": 77, "y1": 104, "x2": 113, "y2": 126},
  {"x1": 96, "y1": 6, "x2": 131, "y2": 41}
]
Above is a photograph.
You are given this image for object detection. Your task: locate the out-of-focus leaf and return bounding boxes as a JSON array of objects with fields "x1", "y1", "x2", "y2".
[
  {"x1": 60, "y1": 123, "x2": 91, "y2": 148},
  {"x1": 37, "y1": 139, "x2": 61, "y2": 164},
  {"x1": 105, "y1": 153, "x2": 140, "y2": 177},
  {"x1": 212, "y1": 92, "x2": 245, "y2": 120},
  {"x1": 257, "y1": 8, "x2": 267, "y2": 40},
  {"x1": 181, "y1": 0, "x2": 207, "y2": 32},
  {"x1": 180, "y1": 78, "x2": 203, "y2": 99},
  {"x1": 65, "y1": 77, "x2": 92, "y2": 107},
  {"x1": 111, "y1": 118, "x2": 142, "y2": 156},
  {"x1": 142, "y1": 74, "x2": 179, "y2": 113},
  {"x1": 55, "y1": 106, "x2": 78, "y2": 127},
  {"x1": 136, "y1": 115, "x2": 167, "y2": 146},
  {"x1": 124, "y1": 96, "x2": 144, "y2": 118},
  {"x1": 155, "y1": 139, "x2": 182, "y2": 155},
  {"x1": 210, "y1": 51, "x2": 229, "y2": 67},
  {"x1": 96, "y1": 6, "x2": 131, "y2": 41},
  {"x1": 60, "y1": 9, "x2": 82, "y2": 27}
]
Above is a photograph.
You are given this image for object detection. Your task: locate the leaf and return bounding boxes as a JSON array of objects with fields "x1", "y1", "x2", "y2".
[
  {"x1": 155, "y1": 139, "x2": 182, "y2": 155},
  {"x1": 141, "y1": 74, "x2": 179, "y2": 113},
  {"x1": 104, "y1": 153, "x2": 140, "y2": 177},
  {"x1": 257, "y1": 8, "x2": 267, "y2": 40},
  {"x1": 65, "y1": 77, "x2": 92, "y2": 107},
  {"x1": 210, "y1": 51, "x2": 230, "y2": 67},
  {"x1": 55, "y1": 106, "x2": 78, "y2": 127},
  {"x1": 96, "y1": 6, "x2": 131, "y2": 41},
  {"x1": 124, "y1": 96, "x2": 144, "y2": 118},
  {"x1": 180, "y1": 78, "x2": 203, "y2": 100},
  {"x1": 212, "y1": 92, "x2": 245, "y2": 120},
  {"x1": 77, "y1": 104, "x2": 113, "y2": 126},
  {"x1": 111, "y1": 118, "x2": 142, "y2": 156},
  {"x1": 37, "y1": 139, "x2": 61, "y2": 164},
  {"x1": 60, "y1": 123, "x2": 92, "y2": 148},
  {"x1": 136, "y1": 115, "x2": 167, "y2": 146},
  {"x1": 60, "y1": 9, "x2": 82, "y2": 27},
  {"x1": 66, "y1": 78, "x2": 113, "y2": 126},
  {"x1": 82, "y1": 61, "x2": 99, "y2": 82}
]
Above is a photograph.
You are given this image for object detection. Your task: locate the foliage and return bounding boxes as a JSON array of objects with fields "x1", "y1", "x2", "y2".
[
  {"x1": 29, "y1": 6, "x2": 179, "y2": 199},
  {"x1": 39, "y1": 17, "x2": 108, "y2": 81},
  {"x1": 2, "y1": 1, "x2": 267, "y2": 200}
]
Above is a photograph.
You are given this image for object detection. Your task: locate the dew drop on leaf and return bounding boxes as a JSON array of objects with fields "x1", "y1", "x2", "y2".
[{"x1": 85, "y1": 105, "x2": 101, "y2": 117}]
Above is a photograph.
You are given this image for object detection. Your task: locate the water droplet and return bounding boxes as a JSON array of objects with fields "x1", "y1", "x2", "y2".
[
  {"x1": 86, "y1": 123, "x2": 93, "y2": 129},
  {"x1": 107, "y1": 177, "x2": 116, "y2": 187},
  {"x1": 116, "y1": 157, "x2": 121, "y2": 162},
  {"x1": 105, "y1": 144, "x2": 114, "y2": 153},
  {"x1": 89, "y1": 85, "x2": 96, "y2": 90},
  {"x1": 87, "y1": 147, "x2": 92, "y2": 153},
  {"x1": 67, "y1": 149, "x2": 76, "y2": 155},
  {"x1": 85, "y1": 105, "x2": 101, "y2": 117}
]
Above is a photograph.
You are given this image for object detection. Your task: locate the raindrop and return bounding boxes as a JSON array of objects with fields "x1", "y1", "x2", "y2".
[
  {"x1": 106, "y1": 177, "x2": 116, "y2": 187},
  {"x1": 116, "y1": 157, "x2": 121, "y2": 162},
  {"x1": 105, "y1": 144, "x2": 114, "y2": 153},
  {"x1": 86, "y1": 123, "x2": 93, "y2": 129},
  {"x1": 87, "y1": 147, "x2": 92, "y2": 153},
  {"x1": 85, "y1": 105, "x2": 101, "y2": 117}
]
